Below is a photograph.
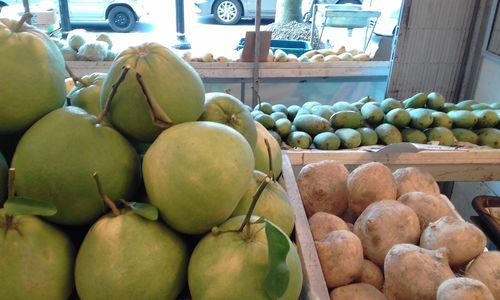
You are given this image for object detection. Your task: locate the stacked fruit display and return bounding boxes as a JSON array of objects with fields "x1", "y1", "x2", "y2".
[
  {"x1": 51, "y1": 29, "x2": 118, "y2": 62},
  {"x1": 251, "y1": 93, "x2": 500, "y2": 150},
  {"x1": 0, "y1": 17, "x2": 302, "y2": 299},
  {"x1": 297, "y1": 160, "x2": 500, "y2": 299}
]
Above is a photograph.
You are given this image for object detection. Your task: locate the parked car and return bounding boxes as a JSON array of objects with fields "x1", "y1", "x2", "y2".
[
  {"x1": 194, "y1": 0, "x2": 362, "y2": 25},
  {"x1": 0, "y1": 0, "x2": 146, "y2": 32}
]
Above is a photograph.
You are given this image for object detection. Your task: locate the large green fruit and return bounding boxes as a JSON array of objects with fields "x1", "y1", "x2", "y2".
[
  {"x1": 254, "y1": 122, "x2": 283, "y2": 176},
  {"x1": 231, "y1": 170, "x2": 295, "y2": 236},
  {"x1": 330, "y1": 111, "x2": 365, "y2": 129},
  {"x1": 0, "y1": 18, "x2": 66, "y2": 134},
  {"x1": 100, "y1": 42, "x2": 205, "y2": 143},
  {"x1": 375, "y1": 123, "x2": 402, "y2": 145},
  {"x1": 0, "y1": 152, "x2": 7, "y2": 205},
  {"x1": 335, "y1": 128, "x2": 362, "y2": 149},
  {"x1": 385, "y1": 108, "x2": 411, "y2": 128},
  {"x1": 143, "y1": 121, "x2": 254, "y2": 234},
  {"x1": 426, "y1": 92, "x2": 445, "y2": 110},
  {"x1": 425, "y1": 127, "x2": 456, "y2": 146},
  {"x1": 313, "y1": 132, "x2": 340, "y2": 150},
  {"x1": 403, "y1": 93, "x2": 427, "y2": 109},
  {"x1": 68, "y1": 73, "x2": 106, "y2": 117},
  {"x1": 448, "y1": 110, "x2": 478, "y2": 128},
  {"x1": 293, "y1": 114, "x2": 331, "y2": 136},
  {"x1": 361, "y1": 103, "x2": 385, "y2": 126},
  {"x1": 188, "y1": 216, "x2": 303, "y2": 300},
  {"x1": 75, "y1": 210, "x2": 188, "y2": 300},
  {"x1": 410, "y1": 108, "x2": 434, "y2": 129},
  {"x1": 380, "y1": 98, "x2": 404, "y2": 113},
  {"x1": 0, "y1": 209, "x2": 74, "y2": 300},
  {"x1": 198, "y1": 92, "x2": 257, "y2": 149},
  {"x1": 11, "y1": 107, "x2": 141, "y2": 225}
]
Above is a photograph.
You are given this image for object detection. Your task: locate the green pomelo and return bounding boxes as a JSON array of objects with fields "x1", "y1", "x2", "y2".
[
  {"x1": 270, "y1": 111, "x2": 288, "y2": 121},
  {"x1": 254, "y1": 102, "x2": 273, "y2": 114},
  {"x1": 0, "y1": 18, "x2": 66, "y2": 134},
  {"x1": 100, "y1": 42, "x2": 205, "y2": 143},
  {"x1": 255, "y1": 113, "x2": 276, "y2": 130},
  {"x1": 95, "y1": 33, "x2": 113, "y2": 49},
  {"x1": 287, "y1": 131, "x2": 312, "y2": 149},
  {"x1": 401, "y1": 128, "x2": 427, "y2": 144},
  {"x1": 254, "y1": 122, "x2": 283, "y2": 176},
  {"x1": 360, "y1": 103, "x2": 385, "y2": 126},
  {"x1": 448, "y1": 110, "x2": 478, "y2": 128},
  {"x1": 231, "y1": 170, "x2": 294, "y2": 236},
  {"x1": 188, "y1": 216, "x2": 303, "y2": 300},
  {"x1": 0, "y1": 210, "x2": 74, "y2": 300},
  {"x1": 410, "y1": 108, "x2": 434, "y2": 129},
  {"x1": 272, "y1": 104, "x2": 288, "y2": 114},
  {"x1": 11, "y1": 107, "x2": 141, "y2": 225},
  {"x1": 0, "y1": 152, "x2": 7, "y2": 205},
  {"x1": 473, "y1": 110, "x2": 499, "y2": 129},
  {"x1": 330, "y1": 111, "x2": 365, "y2": 129},
  {"x1": 380, "y1": 98, "x2": 404, "y2": 113},
  {"x1": 426, "y1": 92, "x2": 445, "y2": 110},
  {"x1": 313, "y1": 132, "x2": 340, "y2": 150},
  {"x1": 425, "y1": 127, "x2": 456, "y2": 146},
  {"x1": 275, "y1": 118, "x2": 292, "y2": 138},
  {"x1": 67, "y1": 30, "x2": 86, "y2": 51},
  {"x1": 68, "y1": 73, "x2": 107, "y2": 117},
  {"x1": 143, "y1": 121, "x2": 254, "y2": 234},
  {"x1": 451, "y1": 128, "x2": 479, "y2": 144},
  {"x1": 199, "y1": 92, "x2": 257, "y2": 149},
  {"x1": 356, "y1": 127, "x2": 378, "y2": 146},
  {"x1": 375, "y1": 123, "x2": 402, "y2": 145},
  {"x1": 385, "y1": 108, "x2": 411, "y2": 128},
  {"x1": 77, "y1": 41, "x2": 108, "y2": 61},
  {"x1": 431, "y1": 111, "x2": 453, "y2": 128},
  {"x1": 293, "y1": 114, "x2": 331, "y2": 136},
  {"x1": 335, "y1": 128, "x2": 362, "y2": 149},
  {"x1": 75, "y1": 210, "x2": 188, "y2": 300}
]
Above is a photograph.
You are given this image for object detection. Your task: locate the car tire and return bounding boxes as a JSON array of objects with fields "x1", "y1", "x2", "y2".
[
  {"x1": 108, "y1": 5, "x2": 136, "y2": 33},
  {"x1": 213, "y1": 0, "x2": 242, "y2": 25}
]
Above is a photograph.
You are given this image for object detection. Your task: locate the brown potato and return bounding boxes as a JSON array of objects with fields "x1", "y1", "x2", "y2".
[
  {"x1": 384, "y1": 244, "x2": 455, "y2": 300},
  {"x1": 393, "y1": 167, "x2": 440, "y2": 197},
  {"x1": 397, "y1": 192, "x2": 456, "y2": 231},
  {"x1": 347, "y1": 162, "x2": 397, "y2": 216},
  {"x1": 420, "y1": 216, "x2": 487, "y2": 267},
  {"x1": 437, "y1": 277, "x2": 494, "y2": 300},
  {"x1": 297, "y1": 160, "x2": 349, "y2": 217},
  {"x1": 356, "y1": 259, "x2": 384, "y2": 291},
  {"x1": 315, "y1": 230, "x2": 364, "y2": 288},
  {"x1": 308, "y1": 212, "x2": 349, "y2": 241},
  {"x1": 353, "y1": 200, "x2": 421, "y2": 267},
  {"x1": 465, "y1": 251, "x2": 500, "y2": 298},
  {"x1": 330, "y1": 283, "x2": 387, "y2": 300}
]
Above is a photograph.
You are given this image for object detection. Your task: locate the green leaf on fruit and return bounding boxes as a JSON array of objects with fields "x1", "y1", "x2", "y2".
[
  {"x1": 264, "y1": 220, "x2": 290, "y2": 299},
  {"x1": 3, "y1": 197, "x2": 57, "y2": 216},
  {"x1": 120, "y1": 200, "x2": 158, "y2": 221}
]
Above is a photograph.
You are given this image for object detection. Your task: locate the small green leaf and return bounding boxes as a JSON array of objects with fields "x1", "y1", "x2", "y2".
[
  {"x1": 4, "y1": 197, "x2": 57, "y2": 216},
  {"x1": 120, "y1": 200, "x2": 158, "y2": 221},
  {"x1": 264, "y1": 221, "x2": 290, "y2": 299}
]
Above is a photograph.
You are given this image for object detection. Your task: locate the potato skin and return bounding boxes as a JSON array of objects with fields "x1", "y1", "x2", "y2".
[
  {"x1": 437, "y1": 277, "x2": 494, "y2": 300},
  {"x1": 308, "y1": 212, "x2": 349, "y2": 241},
  {"x1": 465, "y1": 251, "x2": 500, "y2": 298},
  {"x1": 393, "y1": 167, "x2": 440, "y2": 197},
  {"x1": 297, "y1": 160, "x2": 349, "y2": 217},
  {"x1": 420, "y1": 216, "x2": 487, "y2": 267},
  {"x1": 315, "y1": 230, "x2": 364, "y2": 288},
  {"x1": 330, "y1": 283, "x2": 387, "y2": 300},
  {"x1": 397, "y1": 192, "x2": 455, "y2": 231},
  {"x1": 347, "y1": 162, "x2": 397, "y2": 216},
  {"x1": 356, "y1": 259, "x2": 384, "y2": 291},
  {"x1": 384, "y1": 244, "x2": 455, "y2": 300},
  {"x1": 353, "y1": 200, "x2": 421, "y2": 267}
]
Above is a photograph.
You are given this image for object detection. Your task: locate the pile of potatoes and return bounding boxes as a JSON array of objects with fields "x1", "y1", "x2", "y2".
[{"x1": 297, "y1": 160, "x2": 500, "y2": 299}]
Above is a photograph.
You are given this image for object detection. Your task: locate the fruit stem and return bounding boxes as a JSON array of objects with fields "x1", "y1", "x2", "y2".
[
  {"x1": 96, "y1": 65, "x2": 130, "y2": 125},
  {"x1": 92, "y1": 172, "x2": 120, "y2": 216},
  {"x1": 14, "y1": 12, "x2": 32, "y2": 32},
  {"x1": 65, "y1": 63, "x2": 88, "y2": 88},
  {"x1": 136, "y1": 72, "x2": 173, "y2": 127},
  {"x1": 264, "y1": 138, "x2": 275, "y2": 181},
  {"x1": 237, "y1": 175, "x2": 271, "y2": 232}
]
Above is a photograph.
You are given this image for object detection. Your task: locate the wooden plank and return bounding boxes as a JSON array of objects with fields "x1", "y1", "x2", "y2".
[{"x1": 282, "y1": 155, "x2": 330, "y2": 300}]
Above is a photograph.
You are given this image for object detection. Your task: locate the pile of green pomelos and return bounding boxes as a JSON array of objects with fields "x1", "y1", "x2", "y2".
[{"x1": 0, "y1": 15, "x2": 303, "y2": 300}]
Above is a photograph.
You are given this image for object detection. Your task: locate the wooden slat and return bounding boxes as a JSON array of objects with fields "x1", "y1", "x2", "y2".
[{"x1": 282, "y1": 155, "x2": 330, "y2": 300}]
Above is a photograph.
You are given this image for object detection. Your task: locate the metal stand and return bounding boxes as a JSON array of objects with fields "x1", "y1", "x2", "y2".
[
  {"x1": 58, "y1": 0, "x2": 71, "y2": 32},
  {"x1": 172, "y1": 0, "x2": 191, "y2": 50}
]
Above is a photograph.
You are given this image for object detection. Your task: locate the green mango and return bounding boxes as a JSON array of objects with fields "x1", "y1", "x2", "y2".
[
  {"x1": 426, "y1": 92, "x2": 445, "y2": 110},
  {"x1": 403, "y1": 93, "x2": 427, "y2": 109},
  {"x1": 352, "y1": 102, "x2": 364, "y2": 110},
  {"x1": 253, "y1": 102, "x2": 273, "y2": 114},
  {"x1": 375, "y1": 123, "x2": 402, "y2": 145},
  {"x1": 357, "y1": 96, "x2": 376, "y2": 104},
  {"x1": 332, "y1": 101, "x2": 359, "y2": 112},
  {"x1": 424, "y1": 127, "x2": 456, "y2": 146},
  {"x1": 380, "y1": 98, "x2": 404, "y2": 113},
  {"x1": 293, "y1": 115, "x2": 331, "y2": 136},
  {"x1": 401, "y1": 128, "x2": 427, "y2": 144},
  {"x1": 441, "y1": 103, "x2": 459, "y2": 113},
  {"x1": 335, "y1": 128, "x2": 362, "y2": 149},
  {"x1": 431, "y1": 111, "x2": 453, "y2": 128},
  {"x1": 455, "y1": 100, "x2": 478, "y2": 111},
  {"x1": 251, "y1": 110, "x2": 264, "y2": 118},
  {"x1": 0, "y1": 152, "x2": 7, "y2": 205},
  {"x1": 313, "y1": 132, "x2": 341, "y2": 150},
  {"x1": 478, "y1": 128, "x2": 500, "y2": 148},
  {"x1": 385, "y1": 108, "x2": 411, "y2": 128},
  {"x1": 287, "y1": 131, "x2": 312, "y2": 149},
  {"x1": 410, "y1": 108, "x2": 434, "y2": 129},
  {"x1": 330, "y1": 111, "x2": 365, "y2": 129},
  {"x1": 254, "y1": 113, "x2": 276, "y2": 130},
  {"x1": 451, "y1": 128, "x2": 479, "y2": 144},
  {"x1": 287, "y1": 105, "x2": 301, "y2": 121},
  {"x1": 270, "y1": 111, "x2": 288, "y2": 121},
  {"x1": 360, "y1": 103, "x2": 385, "y2": 126},
  {"x1": 272, "y1": 104, "x2": 288, "y2": 114},
  {"x1": 472, "y1": 110, "x2": 499, "y2": 129},
  {"x1": 302, "y1": 101, "x2": 322, "y2": 111},
  {"x1": 275, "y1": 118, "x2": 292, "y2": 139},
  {"x1": 311, "y1": 105, "x2": 335, "y2": 120},
  {"x1": 471, "y1": 103, "x2": 491, "y2": 110},
  {"x1": 356, "y1": 127, "x2": 378, "y2": 146},
  {"x1": 448, "y1": 110, "x2": 478, "y2": 128}
]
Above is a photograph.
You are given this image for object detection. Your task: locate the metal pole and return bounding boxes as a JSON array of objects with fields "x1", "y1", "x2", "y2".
[
  {"x1": 172, "y1": 0, "x2": 191, "y2": 50},
  {"x1": 59, "y1": 0, "x2": 71, "y2": 32},
  {"x1": 251, "y1": 0, "x2": 262, "y2": 107}
]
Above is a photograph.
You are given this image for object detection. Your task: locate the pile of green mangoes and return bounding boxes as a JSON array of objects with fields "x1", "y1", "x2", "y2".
[{"x1": 251, "y1": 93, "x2": 500, "y2": 150}]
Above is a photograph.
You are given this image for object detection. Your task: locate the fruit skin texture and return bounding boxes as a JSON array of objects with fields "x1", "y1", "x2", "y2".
[
  {"x1": 0, "y1": 18, "x2": 66, "y2": 134},
  {"x1": 75, "y1": 210, "x2": 188, "y2": 300},
  {"x1": 143, "y1": 121, "x2": 254, "y2": 234},
  {"x1": 68, "y1": 73, "x2": 106, "y2": 117},
  {"x1": 188, "y1": 216, "x2": 303, "y2": 300},
  {"x1": 100, "y1": 42, "x2": 205, "y2": 143},
  {"x1": 11, "y1": 107, "x2": 141, "y2": 225},
  {"x1": 0, "y1": 209, "x2": 75, "y2": 300}
]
